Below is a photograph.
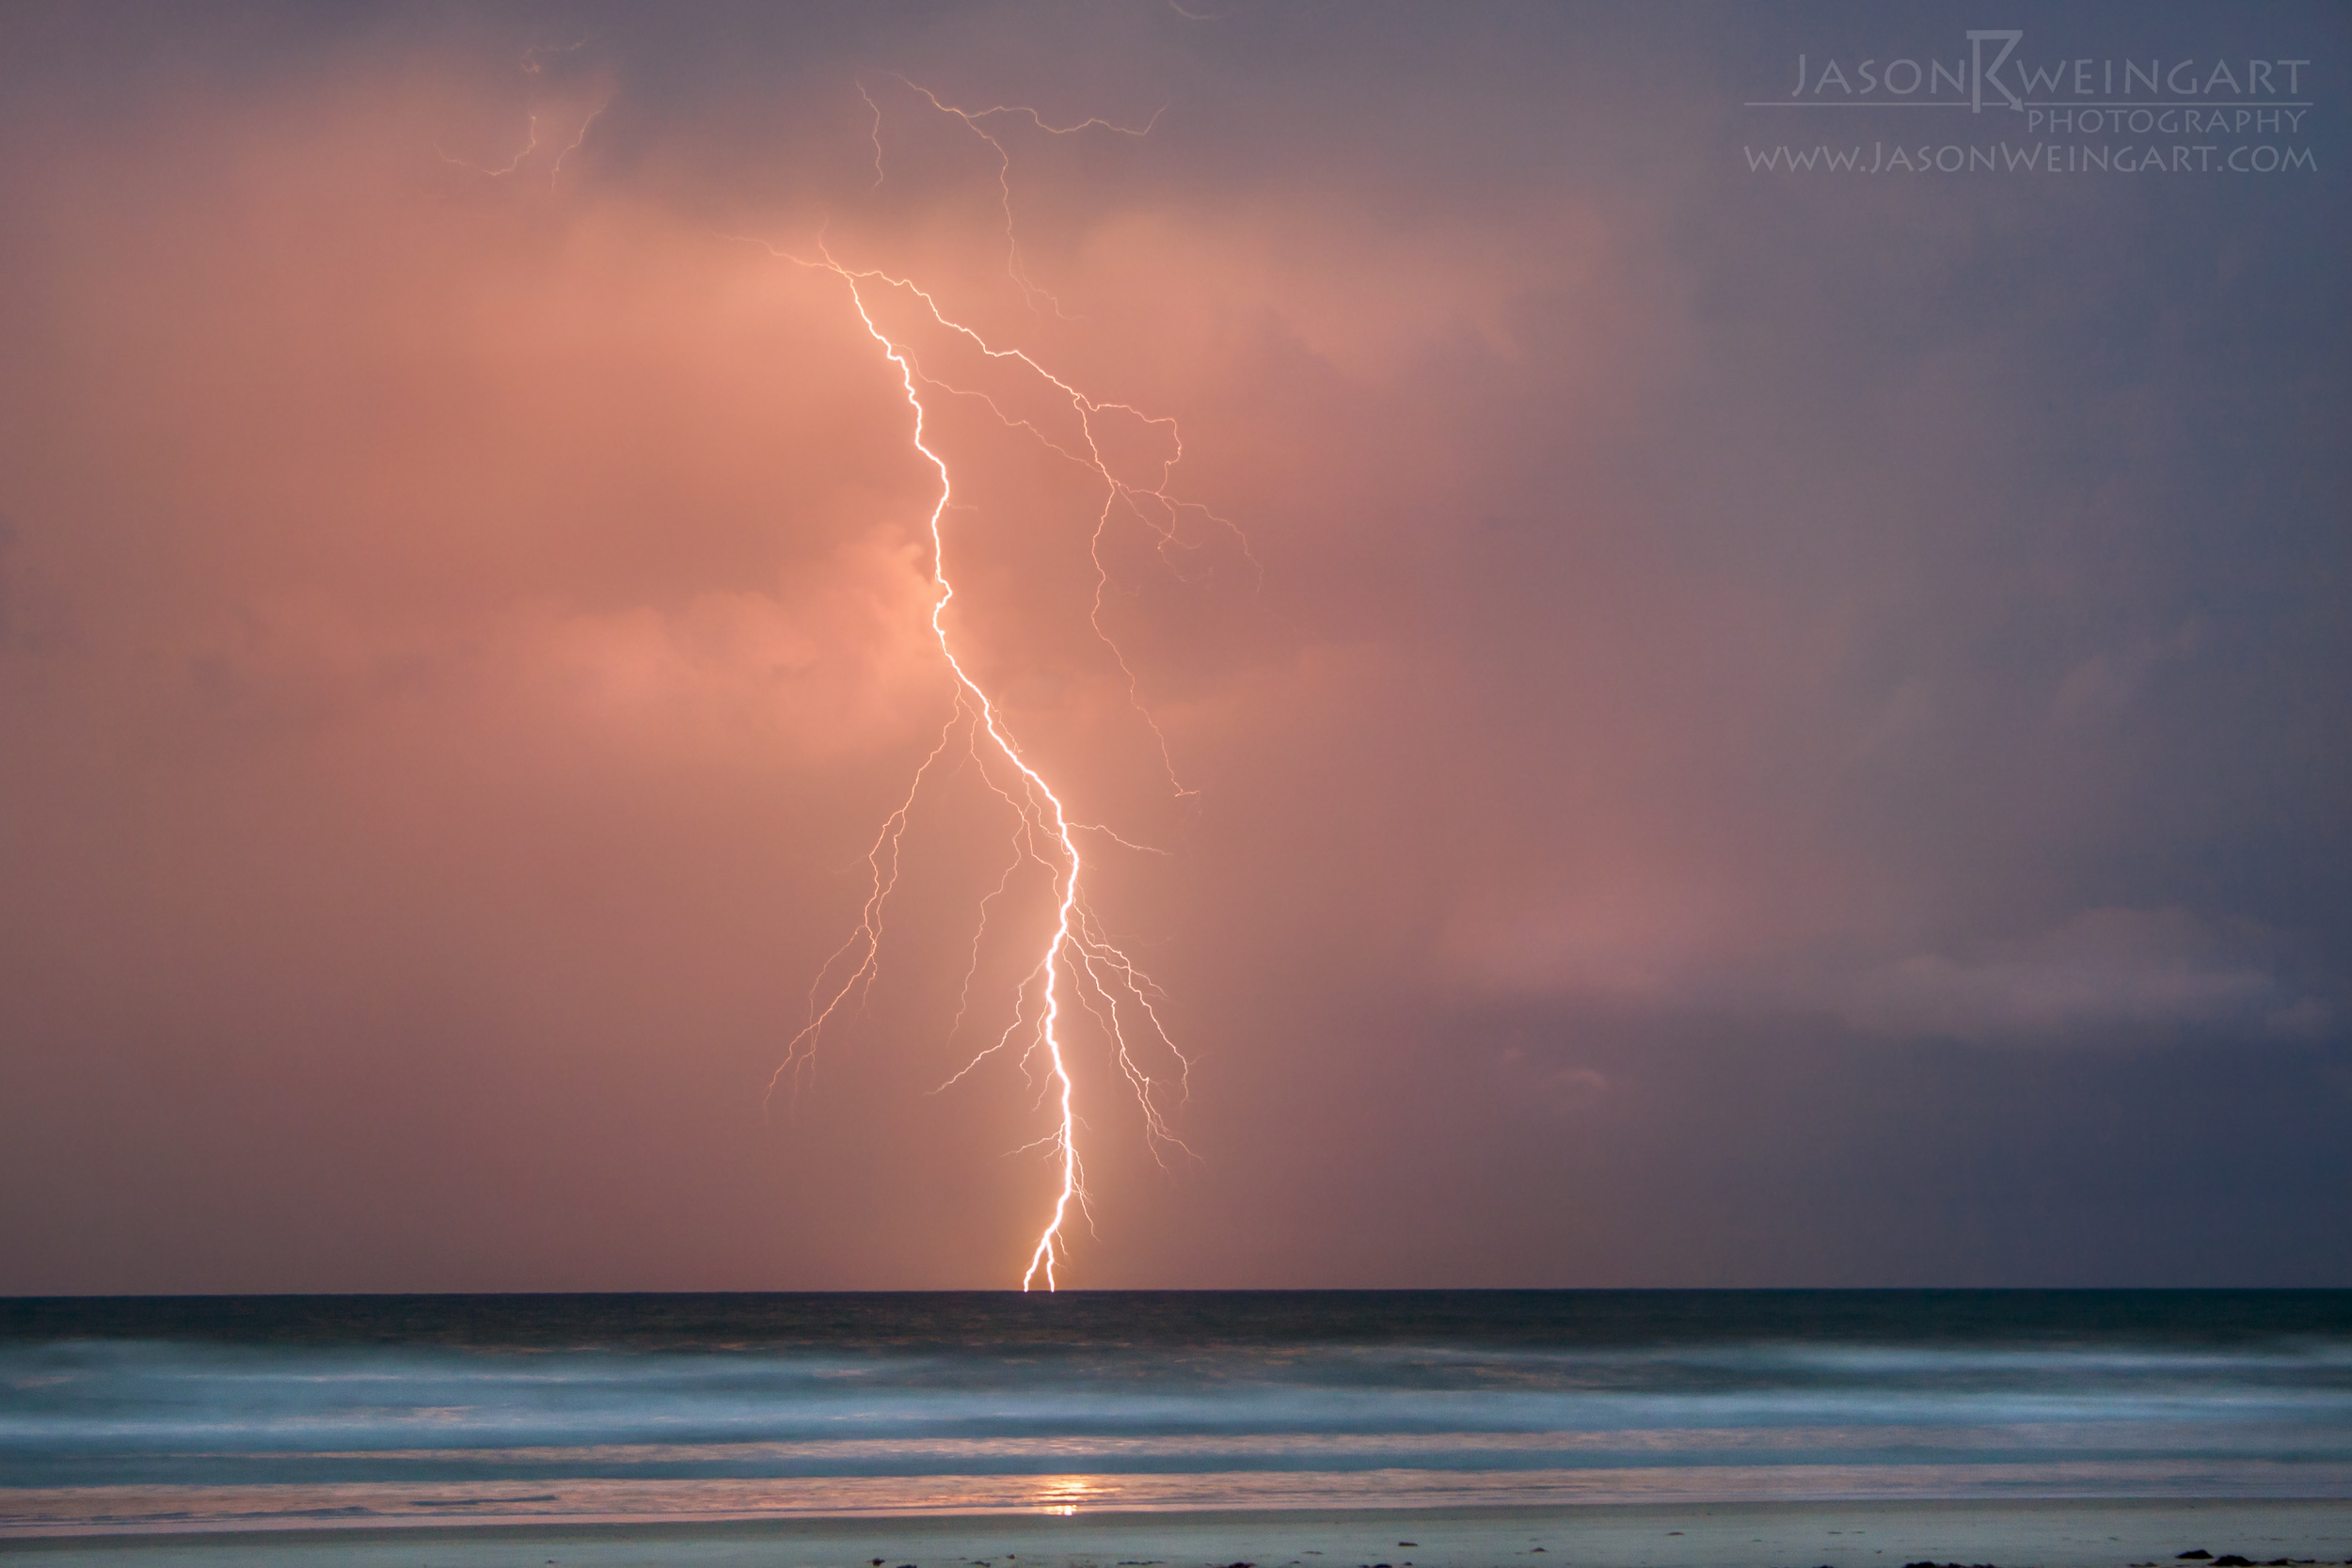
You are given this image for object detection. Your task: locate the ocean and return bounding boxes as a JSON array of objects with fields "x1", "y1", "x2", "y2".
[{"x1": 3, "y1": 1291, "x2": 2349, "y2": 1537}]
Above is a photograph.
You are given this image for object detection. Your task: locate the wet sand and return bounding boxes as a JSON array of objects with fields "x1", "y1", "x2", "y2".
[{"x1": 4, "y1": 1500, "x2": 2351, "y2": 1568}]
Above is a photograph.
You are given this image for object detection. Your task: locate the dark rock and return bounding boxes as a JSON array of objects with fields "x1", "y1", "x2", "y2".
[{"x1": 2180, "y1": 1554, "x2": 2214, "y2": 1561}]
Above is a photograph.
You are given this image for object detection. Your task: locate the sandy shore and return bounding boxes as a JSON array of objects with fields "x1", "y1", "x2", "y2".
[{"x1": 3, "y1": 1500, "x2": 2350, "y2": 1568}]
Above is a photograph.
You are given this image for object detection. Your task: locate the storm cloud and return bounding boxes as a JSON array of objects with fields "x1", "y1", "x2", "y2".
[{"x1": 1, "y1": 2, "x2": 2344, "y2": 1290}]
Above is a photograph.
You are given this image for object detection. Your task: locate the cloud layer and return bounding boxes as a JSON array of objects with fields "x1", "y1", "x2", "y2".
[{"x1": 1, "y1": 2, "x2": 2345, "y2": 1290}]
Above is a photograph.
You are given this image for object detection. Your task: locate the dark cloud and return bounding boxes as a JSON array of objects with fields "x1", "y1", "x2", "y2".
[{"x1": 0, "y1": 1, "x2": 2345, "y2": 1291}]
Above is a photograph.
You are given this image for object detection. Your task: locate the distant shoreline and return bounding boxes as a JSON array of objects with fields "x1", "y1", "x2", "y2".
[{"x1": 6, "y1": 1499, "x2": 2352, "y2": 1568}]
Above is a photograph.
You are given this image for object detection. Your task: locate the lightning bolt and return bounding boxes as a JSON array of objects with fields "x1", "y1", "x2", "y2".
[
  {"x1": 759, "y1": 84, "x2": 1229, "y2": 1291},
  {"x1": 438, "y1": 112, "x2": 545, "y2": 179},
  {"x1": 441, "y1": 40, "x2": 608, "y2": 184},
  {"x1": 888, "y1": 76, "x2": 1163, "y2": 318}
]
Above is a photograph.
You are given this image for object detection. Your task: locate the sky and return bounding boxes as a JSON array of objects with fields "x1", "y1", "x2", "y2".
[{"x1": 1, "y1": 2, "x2": 2345, "y2": 1292}]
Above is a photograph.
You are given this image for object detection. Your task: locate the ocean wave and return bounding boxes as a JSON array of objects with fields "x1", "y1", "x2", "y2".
[{"x1": 5, "y1": 1294, "x2": 2347, "y2": 1513}]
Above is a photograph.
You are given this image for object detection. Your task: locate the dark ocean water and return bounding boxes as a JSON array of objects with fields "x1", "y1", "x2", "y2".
[{"x1": 3, "y1": 1291, "x2": 2348, "y2": 1536}]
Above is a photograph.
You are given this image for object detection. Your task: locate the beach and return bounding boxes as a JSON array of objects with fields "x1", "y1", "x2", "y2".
[
  {"x1": 6, "y1": 1501, "x2": 2352, "y2": 1568},
  {"x1": 8, "y1": 1296, "x2": 2349, "y2": 1566}
]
